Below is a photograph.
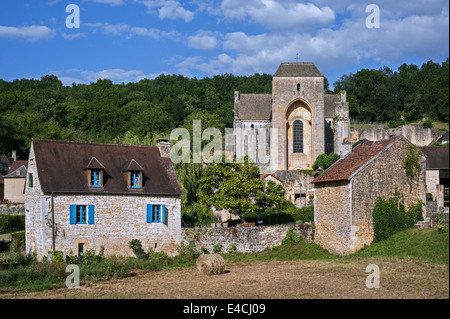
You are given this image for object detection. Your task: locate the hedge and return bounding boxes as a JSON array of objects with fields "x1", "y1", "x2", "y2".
[{"x1": 0, "y1": 215, "x2": 25, "y2": 231}]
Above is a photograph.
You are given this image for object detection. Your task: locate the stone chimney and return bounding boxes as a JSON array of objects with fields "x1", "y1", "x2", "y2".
[
  {"x1": 156, "y1": 139, "x2": 171, "y2": 158},
  {"x1": 12, "y1": 150, "x2": 17, "y2": 161}
]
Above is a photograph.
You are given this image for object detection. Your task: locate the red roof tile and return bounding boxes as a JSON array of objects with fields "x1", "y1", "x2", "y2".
[{"x1": 312, "y1": 136, "x2": 400, "y2": 184}]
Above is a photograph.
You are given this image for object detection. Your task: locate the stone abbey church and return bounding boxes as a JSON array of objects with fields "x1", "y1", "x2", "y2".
[{"x1": 233, "y1": 62, "x2": 351, "y2": 173}]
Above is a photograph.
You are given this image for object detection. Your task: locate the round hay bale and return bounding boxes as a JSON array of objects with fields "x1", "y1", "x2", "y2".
[{"x1": 196, "y1": 254, "x2": 225, "y2": 276}]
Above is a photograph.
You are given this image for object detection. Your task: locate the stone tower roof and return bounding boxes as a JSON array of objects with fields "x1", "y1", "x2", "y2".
[
  {"x1": 274, "y1": 63, "x2": 324, "y2": 78},
  {"x1": 235, "y1": 93, "x2": 272, "y2": 121}
]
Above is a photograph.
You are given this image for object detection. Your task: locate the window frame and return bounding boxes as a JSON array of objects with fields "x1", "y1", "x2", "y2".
[
  {"x1": 130, "y1": 171, "x2": 142, "y2": 189},
  {"x1": 293, "y1": 120, "x2": 304, "y2": 153},
  {"x1": 76, "y1": 205, "x2": 87, "y2": 224},
  {"x1": 90, "y1": 169, "x2": 102, "y2": 188}
]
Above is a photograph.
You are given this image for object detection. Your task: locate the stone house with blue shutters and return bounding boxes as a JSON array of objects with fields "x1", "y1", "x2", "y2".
[{"x1": 25, "y1": 139, "x2": 182, "y2": 260}]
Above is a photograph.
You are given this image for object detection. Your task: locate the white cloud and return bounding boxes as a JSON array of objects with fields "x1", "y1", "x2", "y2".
[
  {"x1": 175, "y1": 4, "x2": 449, "y2": 79},
  {"x1": 0, "y1": 25, "x2": 55, "y2": 41},
  {"x1": 92, "y1": 0, "x2": 126, "y2": 6},
  {"x1": 188, "y1": 30, "x2": 221, "y2": 49},
  {"x1": 61, "y1": 32, "x2": 86, "y2": 40},
  {"x1": 138, "y1": 0, "x2": 195, "y2": 22},
  {"x1": 220, "y1": 0, "x2": 335, "y2": 30},
  {"x1": 85, "y1": 22, "x2": 181, "y2": 40}
]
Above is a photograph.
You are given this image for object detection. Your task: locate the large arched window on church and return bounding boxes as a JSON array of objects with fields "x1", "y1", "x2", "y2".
[{"x1": 293, "y1": 120, "x2": 304, "y2": 153}]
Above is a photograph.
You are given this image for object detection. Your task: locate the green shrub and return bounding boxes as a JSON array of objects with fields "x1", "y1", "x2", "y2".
[
  {"x1": 81, "y1": 247, "x2": 105, "y2": 264},
  {"x1": 10, "y1": 231, "x2": 25, "y2": 252},
  {"x1": 387, "y1": 119, "x2": 405, "y2": 128},
  {"x1": 373, "y1": 193, "x2": 423, "y2": 242},
  {"x1": 213, "y1": 243, "x2": 222, "y2": 253},
  {"x1": 228, "y1": 243, "x2": 237, "y2": 253},
  {"x1": 176, "y1": 240, "x2": 199, "y2": 262},
  {"x1": 0, "y1": 215, "x2": 25, "y2": 231},
  {"x1": 423, "y1": 119, "x2": 433, "y2": 129},
  {"x1": 128, "y1": 239, "x2": 148, "y2": 260},
  {"x1": 282, "y1": 227, "x2": 304, "y2": 245}
]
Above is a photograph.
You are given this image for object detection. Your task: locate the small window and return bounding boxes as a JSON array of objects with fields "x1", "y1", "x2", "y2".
[
  {"x1": 297, "y1": 83, "x2": 301, "y2": 92},
  {"x1": 91, "y1": 170, "x2": 102, "y2": 188},
  {"x1": 28, "y1": 173, "x2": 33, "y2": 188},
  {"x1": 76, "y1": 205, "x2": 87, "y2": 224},
  {"x1": 131, "y1": 171, "x2": 141, "y2": 189},
  {"x1": 153, "y1": 205, "x2": 161, "y2": 222}
]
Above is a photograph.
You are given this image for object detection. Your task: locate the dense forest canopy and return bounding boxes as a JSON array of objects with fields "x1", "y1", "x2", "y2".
[{"x1": 0, "y1": 59, "x2": 448, "y2": 159}]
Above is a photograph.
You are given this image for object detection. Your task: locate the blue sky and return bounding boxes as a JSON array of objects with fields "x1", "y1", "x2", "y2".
[{"x1": 0, "y1": 0, "x2": 448, "y2": 87}]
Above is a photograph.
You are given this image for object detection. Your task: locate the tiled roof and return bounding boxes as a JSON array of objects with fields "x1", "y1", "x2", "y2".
[
  {"x1": 312, "y1": 136, "x2": 401, "y2": 184},
  {"x1": 274, "y1": 63, "x2": 323, "y2": 78},
  {"x1": 237, "y1": 94, "x2": 272, "y2": 120},
  {"x1": 7, "y1": 160, "x2": 28, "y2": 174},
  {"x1": 32, "y1": 139, "x2": 182, "y2": 195}
]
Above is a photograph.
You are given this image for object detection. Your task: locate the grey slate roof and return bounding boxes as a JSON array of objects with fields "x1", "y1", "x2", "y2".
[
  {"x1": 421, "y1": 146, "x2": 449, "y2": 170},
  {"x1": 237, "y1": 94, "x2": 272, "y2": 121},
  {"x1": 274, "y1": 63, "x2": 323, "y2": 78},
  {"x1": 3, "y1": 165, "x2": 27, "y2": 179}
]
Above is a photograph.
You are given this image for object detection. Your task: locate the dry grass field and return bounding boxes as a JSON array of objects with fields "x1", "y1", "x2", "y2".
[{"x1": 2, "y1": 257, "x2": 448, "y2": 299}]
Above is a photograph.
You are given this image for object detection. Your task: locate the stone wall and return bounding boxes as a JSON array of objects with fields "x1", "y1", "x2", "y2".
[
  {"x1": 351, "y1": 124, "x2": 443, "y2": 146},
  {"x1": 0, "y1": 204, "x2": 25, "y2": 215},
  {"x1": 314, "y1": 180, "x2": 352, "y2": 255},
  {"x1": 182, "y1": 224, "x2": 313, "y2": 254}
]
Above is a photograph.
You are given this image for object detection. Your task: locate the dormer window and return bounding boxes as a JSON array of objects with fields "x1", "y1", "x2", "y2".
[
  {"x1": 130, "y1": 171, "x2": 142, "y2": 189},
  {"x1": 84, "y1": 157, "x2": 105, "y2": 189},
  {"x1": 123, "y1": 159, "x2": 145, "y2": 190},
  {"x1": 91, "y1": 169, "x2": 102, "y2": 188}
]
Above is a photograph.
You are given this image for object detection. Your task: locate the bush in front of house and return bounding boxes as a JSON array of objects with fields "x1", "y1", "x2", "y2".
[
  {"x1": 372, "y1": 192, "x2": 423, "y2": 242},
  {"x1": 0, "y1": 215, "x2": 25, "y2": 232},
  {"x1": 239, "y1": 202, "x2": 314, "y2": 225}
]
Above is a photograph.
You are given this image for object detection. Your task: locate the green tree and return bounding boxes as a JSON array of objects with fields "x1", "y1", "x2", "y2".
[
  {"x1": 312, "y1": 153, "x2": 339, "y2": 173},
  {"x1": 198, "y1": 156, "x2": 286, "y2": 219}
]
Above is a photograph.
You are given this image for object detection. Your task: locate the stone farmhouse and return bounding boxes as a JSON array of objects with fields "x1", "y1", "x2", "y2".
[
  {"x1": 25, "y1": 139, "x2": 182, "y2": 260},
  {"x1": 2, "y1": 160, "x2": 28, "y2": 204},
  {"x1": 312, "y1": 136, "x2": 426, "y2": 255}
]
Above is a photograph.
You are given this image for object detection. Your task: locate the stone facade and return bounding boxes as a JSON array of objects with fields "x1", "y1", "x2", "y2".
[
  {"x1": 351, "y1": 124, "x2": 443, "y2": 147},
  {"x1": 25, "y1": 140, "x2": 182, "y2": 260},
  {"x1": 233, "y1": 63, "x2": 351, "y2": 174},
  {"x1": 314, "y1": 137, "x2": 426, "y2": 255},
  {"x1": 182, "y1": 224, "x2": 313, "y2": 254}
]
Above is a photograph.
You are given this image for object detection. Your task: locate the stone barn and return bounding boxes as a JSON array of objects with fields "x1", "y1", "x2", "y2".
[
  {"x1": 312, "y1": 136, "x2": 426, "y2": 255},
  {"x1": 25, "y1": 139, "x2": 182, "y2": 260}
]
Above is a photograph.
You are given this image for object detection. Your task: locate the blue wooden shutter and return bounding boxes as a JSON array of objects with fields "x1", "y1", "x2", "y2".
[
  {"x1": 70, "y1": 205, "x2": 76, "y2": 224},
  {"x1": 88, "y1": 205, "x2": 95, "y2": 224},
  {"x1": 161, "y1": 205, "x2": 166, "y2": 223},
  {"x1": 147, "y1": 204, "x2": 153, "y2": 223}
]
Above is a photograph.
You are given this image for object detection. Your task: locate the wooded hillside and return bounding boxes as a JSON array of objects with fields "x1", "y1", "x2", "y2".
[{"x1": 0, "y1": 59, "x2": 448, "y2": 158}]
